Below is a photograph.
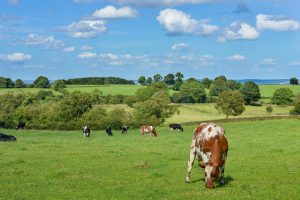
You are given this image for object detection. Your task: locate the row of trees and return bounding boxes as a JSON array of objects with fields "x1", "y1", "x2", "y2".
[
  {"x1": 0, "y1": 76, "x2": 51, "y2": 89},
  {"x1": 64, "y1": 77, "x2": 134, "y2": 85}
]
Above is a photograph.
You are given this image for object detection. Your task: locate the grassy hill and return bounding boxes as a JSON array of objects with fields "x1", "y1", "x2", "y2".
[{"x1": 1, "y1": 119, "x2": 299, "y2": 199}]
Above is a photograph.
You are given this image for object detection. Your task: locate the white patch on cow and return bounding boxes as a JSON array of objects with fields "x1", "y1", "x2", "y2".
[{"x1": 205, "y1": 165, "x2": 213, "y2": 182}]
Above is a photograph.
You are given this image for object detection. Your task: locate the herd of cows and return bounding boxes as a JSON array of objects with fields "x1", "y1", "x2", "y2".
[{"x1": 0, "y1": 121, "x2": 228, "y2": 189}]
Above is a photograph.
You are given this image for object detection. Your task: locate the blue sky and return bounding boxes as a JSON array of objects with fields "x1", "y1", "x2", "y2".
[{"x1": 0, "y1": 0, "x2": 299, "y2": 80}]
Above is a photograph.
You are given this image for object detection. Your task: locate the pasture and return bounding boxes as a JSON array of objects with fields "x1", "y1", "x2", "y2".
[{"x1": 1, "y1": 119, "x2": 299, "y2": 199}]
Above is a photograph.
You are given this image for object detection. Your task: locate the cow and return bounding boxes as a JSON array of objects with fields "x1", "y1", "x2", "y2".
[
  {"x1": 140, "y1": 125, "x2": 158, "y2": 137},
  {"x1": 106, "y1": 126, "x2": 113, "y2": 136},
  {"x1": 0, "y1": 121, "x2": 5, "y2": 129},
  {"x1": 16, "y1": 122, "x2": 26, "y2": 130},
  {"x1": 169, "y1": 124, "x2": 184, "y2": 132},
  {"x1": 185, "y1": 122, "x2": 228, "y2": 189},
  {"x1": 121, "y1": 125, "x2": 129, "y2": 134},
  {"x1": 0, "y1": 132, "x2": 17, "y2": 141},
  {"x1": 82, "y1": 126, "x2": 90, "y2": 137}
]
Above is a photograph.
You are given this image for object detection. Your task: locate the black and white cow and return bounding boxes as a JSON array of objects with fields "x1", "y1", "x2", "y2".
[
  {"x1": 169, "y1": 124, "x2": 184, "y2": 132},
  {"x1": 121, "y1": 125, "x2": 129, "y2": 134},
  {"x1": 106, "y1": 126, "x2": 113, "y2": 136},
  {"x1": 82, "y1": 126, "x2": 91, "y2": 137},
  {"x1": 0, "y1": 132, "x2": 17, "y2": 141},
  {"x1": 16, "y1": 122, "x2": 26, "y2": 130},
  {"x1": 0, "y1": 121, "x2": 5, "y2": 129}
]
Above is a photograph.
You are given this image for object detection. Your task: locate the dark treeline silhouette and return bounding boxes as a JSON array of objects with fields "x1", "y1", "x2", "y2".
[{"x1": 64, "y1": 77, "x2": 135, "y2": 85}]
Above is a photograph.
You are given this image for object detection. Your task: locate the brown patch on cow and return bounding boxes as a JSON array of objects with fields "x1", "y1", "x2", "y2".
[
  {"x1": 194, "y1": 123, "x2": 208, "y2": 136},
  {"x1": 208, "y1": 127, "x2": 212, "y2": 133}
]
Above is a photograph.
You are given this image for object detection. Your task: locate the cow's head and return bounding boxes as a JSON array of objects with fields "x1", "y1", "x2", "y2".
[{"x1": 204, "y1": 164, "x2": 220, "y2": 189}]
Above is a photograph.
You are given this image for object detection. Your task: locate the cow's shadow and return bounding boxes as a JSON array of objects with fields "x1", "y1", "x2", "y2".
[{"x1": 189, "y1": 176, "x2": 234, "y2": 187}]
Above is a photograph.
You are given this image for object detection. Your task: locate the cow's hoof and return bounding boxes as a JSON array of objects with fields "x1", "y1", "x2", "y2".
[{"x1": 185, "y1": 177, "x2": 190, "y2": 182}]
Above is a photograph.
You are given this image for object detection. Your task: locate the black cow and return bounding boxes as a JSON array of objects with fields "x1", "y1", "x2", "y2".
[
  {"x1": 121, "y1": 125, "x2": 129, "y2": 134},
  {"x1": 0, "y1": 121, "x2": 5, "y2": 129},
  {"x1": 169, "y1": 124, "x2": 184, "y2": 132},
  {"x1": 0, "y1": 132, "x2": 17, "y2": 141},
  {"x1": 16, "y1": 122, "x2": 26, "y2": 130},
  {"x1": 83, "y1": 126, "x2": 90, "y2": 137},
  {"x1": 106, "y1": 127, "x2": 113, "y2": 136}
]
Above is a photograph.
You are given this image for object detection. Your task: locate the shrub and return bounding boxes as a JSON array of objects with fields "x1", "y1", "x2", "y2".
[
  {"x1": 272, "y1": 88, "x2": 294, "y2": 105},
  {"x1": 266, "y1": 105, "x2": 273, "y2": 113},
  {"x1": 124, "y1": 96, "x2": 137, "y2": 107},
  {"x1": 290, "y1": 93, "x2": 300, "y2": 115}
]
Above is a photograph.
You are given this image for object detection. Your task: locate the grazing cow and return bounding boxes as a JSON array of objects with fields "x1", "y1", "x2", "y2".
[
  {"x1": 0, "y1": 121, "x2": 5, "y2": 129},
  {"x1": 0, "y1": 132, "x2": 17, "y2": 141},
  {"x1": 106, "y1": 127, "x2": 113, "y2": 136},
  {"x1": 16, "y1": 122, "x2": 26, "y2": 130},
  {"x1": 82, "y1": 126, "x2": 90, "y2": 137},
  {"x1": 121, "y1": 125, "x2": 129, "y2": 134},
  {"x1": 185, "y1": 122, "x2": 228, "y2": 189},
  {"x1": 169, "y1": 124, "x2": 184, "y2": 132},
  {"x1": 140, "y1": 125, "x2": 158, "y2": 137}
]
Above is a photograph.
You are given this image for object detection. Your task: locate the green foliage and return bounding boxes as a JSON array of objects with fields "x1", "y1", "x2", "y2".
[
  {"x1": 178, "y1": 79, "x2": 206, "y2": 103},
  {"x1": 170, "y1": 92, "x2": 194, "y2": 103},
  {"x1": 146, "y1": 77, "x2": 153, "y2": 85},
  {"x1": 175, "y1": 72, "x2": 184, "y2": 81},
  {"x1": 163, "y1": 73, "x2": 175, "y2": 85},
  {"x1": 272, "y1": 88, "x2": 294, "y2": 105},
  {"x1": 290, "y1": 77, "x2": 298, "y2": 85},
  {"x1": 201, "y1": 78, "x2": 211, "y2": 89},
  {"x1": 266, "y1": 105, "x2": 273, "y2": 113},
  {"x1": 215, "y1": 90, "x2": 245, "y2": 118},
  {"x1": 135, "y1": 82, "x2": 167, "y2": 102},
  {"x1": 172, "y1": 80, "x2": 183, "y2": 91},
  {"x1": 209, "y1": 78, "x2": 228, "y2": 96},
  {"x1": 138, "y1": 76, "x2": 146, "y2": 85},
  {"x1": 239, "y1": 81, "x2": 261, "y2": 105},
  {"x1": 0, "y1": 77, "x2": 14, "y2": 88},
  {"x1": 15, "y1": 79, "x2": 26, "y2": 88},
  {"x1": 34, "y1": 76, "x2": 50, "y2": 88},
  {"x1": 227, "y1": 80, "x2": 242, "y2": 90},
  {"x1": 153, "y1": 74, "x2": 163, "y2": 82},
  {"x1": 124, "y1": 96, "x2": 137, "y2": 107},
  {"x1": 64, "y1": 77, "x2": 134, "y2": 85},
  {"x1": 52, "y1": 80, "x2": 65, "y2": 91}
]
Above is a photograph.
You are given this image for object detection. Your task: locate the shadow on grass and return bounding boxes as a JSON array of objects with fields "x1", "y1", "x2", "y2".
[{"x1": 188, "y1": 176, "x2": 234, "y2": 187}]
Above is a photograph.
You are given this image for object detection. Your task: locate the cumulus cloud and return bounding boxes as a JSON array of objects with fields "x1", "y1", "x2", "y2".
[
  {"x1": 157, "y1": 9, "x2": 218, "y2": 36},
  {"x1": 92, "y1": 6, "x2": 138, "y2": 19},
  {"x1": 78, "y1": 52, "x2": 97, "y2": 59},
  {"x1": 227, "y1": 54, "x2": 246, "y2": 61},
  {"x1": 171, "y1": 43, "x2": 190, "y2": 51},
  {"x1": 14, "y1": 34, "x2": 65, "y2": 49},
  {"x1": 0, "y1": 52, "x2": 32, "y2": 62},
  {"x1": 81, "y1": 45, "x2": 94, "y2": 50},
  {"x1": 65, "y1": 20, "x2": 107, "y2": 38},
  {"x1": 256, "y1": 14, "x2": 300, "y2": 31},
  {"x1": 63, "y1": 46, "x2": 76, "y2": 52},
  {"x1": 73, "y1": 0, "x2": 95, "y2": 3},
  {"x1": 219, "y1": 21, "x2": 259, "y2": 41},
  {"x1": 113, "y1": 0, "x2": 218, "y2": 7}
]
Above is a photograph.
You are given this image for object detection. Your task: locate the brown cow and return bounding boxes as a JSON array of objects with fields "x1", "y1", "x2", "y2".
[
  {"x1": 140, "y1": 125, "x2": 158, "y2": 137},
  {"x1": 185, "y1": 122, "x2": 228, "y2": 189}
]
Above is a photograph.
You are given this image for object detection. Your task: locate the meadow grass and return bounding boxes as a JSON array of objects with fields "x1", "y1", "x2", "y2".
[
  {"x1": 0, "y1": 88, "x2": 61, "y2": 95},
  {"x1": 0, "y1": 119, "x2": 299, "y2": 199},
  {"x1": 259, "y1": 85, "x2": 300, "y2": 99}
]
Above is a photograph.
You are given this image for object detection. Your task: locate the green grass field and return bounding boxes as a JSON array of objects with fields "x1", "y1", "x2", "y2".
[
  {"x1": 1, "y1": 119, "x2": 299, "y2": 199},
  {"x1": 259, "y1": 85, "x2": 300, "y2": 99},
  {"x1": 0, "y1": 88, "x2": 61, "y2": 95}
]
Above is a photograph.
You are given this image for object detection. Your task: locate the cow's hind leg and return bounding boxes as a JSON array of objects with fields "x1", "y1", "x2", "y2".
[
  {"x1": 185, "y1": 139, "x2": 197, "y2": 182},
  {"x1": 219, "y1": 152, "x2": 227, "y2": 185}
]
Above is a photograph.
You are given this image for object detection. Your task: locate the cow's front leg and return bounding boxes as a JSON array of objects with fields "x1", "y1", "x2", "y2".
[{"x1": 186, "y1": 139, "x2": 196, "y2": 182}]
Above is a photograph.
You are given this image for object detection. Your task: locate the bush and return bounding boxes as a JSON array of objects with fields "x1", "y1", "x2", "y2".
[
  {"x1": 290, "y1": 93, "x2": 300, "y2": 115},
  {"x1": 124, "y1": 96, "x2": 137, "y2": 107},
  {"x1": 266, "y1": 105, "x2": 273, "y2": 113},
  {"x1": 272, "y1": 88, "x2": 294, "y2": 105}
]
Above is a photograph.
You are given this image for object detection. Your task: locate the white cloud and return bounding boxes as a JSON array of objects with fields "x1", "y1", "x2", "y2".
[
  {"x1": 260, "y1": 58, "x2": 276, "y2": 65},
  {"x1": 113, "y1": 0, "x2": 218, "y2": 7},
  {"x1": 8, "y1": 0, "x2": 19, "y2": 5},
  {"x1": 92, "y1": 6, "x2": 138, "y2": 19},
  {"x1": 81, "y1": 45, "x2": 94, "y2": 50},
  {"x1": 73, "y1": 0, "x2": 95, "y2": 3},
  {"x1": 15, "y1": 34, "x2": 65, "y2": 49},
  {"x1": 65, "y1": 20, "x2": 107, "y2": 38},
  {"x1": 63, "y1": 46, "x2": 76, "y2": 52},
  {"x1": 0, "y1": 52, "x2": 32, "y2": 62},
  {"x1": 256, "y1": 14, "x2": 300, "y2": 31},
  {"x1": 171, "y1": 43, "x2": 190, "y2": 51},
  {"x1": 227, "y1": 54, "x2": 246, "y2": 61},
  {"x1": 289, "y1": 61, "x2": 300, "y2": 66},
  {"x1": 157, "y1": 9, "x2": 218, "y2": 36},
  {"x1": 78, "y1": 52, "x2": 97, "y2": 59},
  {"x1": 99, "y1": 53, "x2": 119, "y2": 60},
  {"x1": 219, "y1": 21, "x2": 259, "y2": 41}
]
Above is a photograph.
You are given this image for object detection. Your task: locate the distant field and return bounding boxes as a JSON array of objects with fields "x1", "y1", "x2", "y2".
[
  {"x1": 166, "y1": 103, "x2": 292, "y2": 124},
  {"x1": 1, "y1": 119, "x2": 299, "y2": 199},
  {"x1": 0, "y1": 88, "x2": 61, "y2": 95},
  {"x1": 259, "y1": 85, "x2": 300, "y2": 98}
]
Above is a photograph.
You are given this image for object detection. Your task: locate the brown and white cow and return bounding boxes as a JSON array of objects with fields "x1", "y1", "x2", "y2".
[
  {"x1": 185, "y1": 122, "x2": 228, "y2": 189},
  {"x1": 140, "y1": 125, "x2": 158, "y2": 137}
]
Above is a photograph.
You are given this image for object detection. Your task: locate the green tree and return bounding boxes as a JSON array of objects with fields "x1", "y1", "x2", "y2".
[
  {"x1": 175, "y1": 72, "x2": 184, "y2": 81},
  {"x1": 124, "y1": 96, "x2": 137, "y2": 107},
  {"x1": 227, "y1": 80, "x2": 242, "y2": 90},
  {"x1": 0, "y1": 77, "x2": 15, "y2": 88},
  {"x1": 138, "y1": 76, "x2": 146, "y2": 85},
  {"x1": 153, "y1": 74, "x2": 163, "y2": 82},
  {"x1": 15, "y1": 79, "x2": 26, "y2": 88},
  {"x1": 202, "y1": 78, "x2": 212, "y2": 89},
  {"x1": 146, "y1": 77, "x2": 153, "y2": 85},
  {"x1": 52, "y1": 80, "x2": 65, "y2": 91},
  {"x1": 290, "y1": 93, "x2": 300, "y2": 115},
  {"x1": 215, "y1": 90, "x2": 245, "y2": 119},
  {"x1": 172, "y1": 80, "x2": 183, "y2": 91},
  {"x1": 290, "y1": 77, "x2": 298, "y2": 85},
  {"x1": 180, "y1": 79, "x2": 206, "y2": 103},
  {"x1": 34, "y1": 76, "x2": 50, "y2": 88},
  {"x1": 164, "y1": 73, "x2": 175, "y2": 85},
  {"x1": 209, "y1": 78, "x2": 228, "y2": 96},
  {"x1": 239, "y1": 81, "x2": 261, "y2": 105},
  {"x1": 272, "y1": 88, "x2": 294, "y2": 105},
  {"x1": 135, "y1": 83, "x2": 167, "y2": 102}
]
